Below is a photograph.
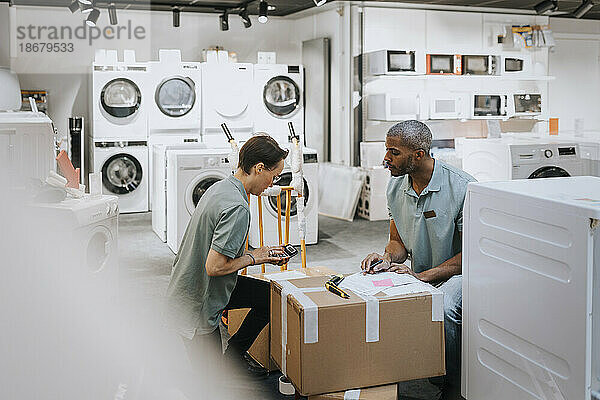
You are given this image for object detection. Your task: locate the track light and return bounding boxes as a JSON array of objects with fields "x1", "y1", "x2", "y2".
[
  {"x1": 219, "y1": 10, "x2": 229, "y2": 31},
  {"x1": 78, "y1": 0, "x2": 92, "y2": 4},
  {"x1": 534, "y1": 0, "x2": 558, "y2": 14},
  {"x1": 172, "y1": 7, "x2": 180, "y2": 27},
  {"x1": 108, "y1": 3, "x2": 118, "y2": 25},
  {"x1": 68, "y1": 0, "x2": 79, "y2": 13},
  {"x1": 258, "y1": 0, "x2": 268, "y2": 24},
  {"x1": 573, "y1": 0, "x2": 595, "y2": 18},
  {"x1": 239, "y1": 7, "x2": 251, "y2": 28},
  {"x1": 313, "y1": 0, "x2": 327, "y2": 6},
  {"x1": 85, "y1": 8, "x2": 100, "y2": 27},
  {"x1": 79, "y1": 1, "x2": 94, "y2": 14}
]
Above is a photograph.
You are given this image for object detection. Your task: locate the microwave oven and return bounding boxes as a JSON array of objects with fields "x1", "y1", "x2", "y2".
[
  {"x1": 501, "y1": 55, "x2": 531, "y2": 75},
  {"x1": 429, "y1": 93, "x2": 468, "y2": 119},
  {"x1": 426, "y1": 54, "x2": 462, "y2": 75},
  {"x1": 462, "y1": 55, "x2": 500, "y2": 76},
  {"x1": 366, "y1": 50, "x2": 423, "y2": 75},
  {"x1": 367, "y1": 93, "x2": 420, "y2": 121},
  {"x1": 471, "y1": 94, "x2": 508, "y2": 119},
  {"x1": 511, "y1": 93, "x2": 542, "y2": 116}
]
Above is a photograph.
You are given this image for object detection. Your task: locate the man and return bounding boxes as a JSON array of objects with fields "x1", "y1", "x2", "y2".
[
  {"x1": 361, "y1": 120, "x2": 475, "y2": 400},
  {"x1": 166, "y1": 134, "x2": 290, "y2": 378}
]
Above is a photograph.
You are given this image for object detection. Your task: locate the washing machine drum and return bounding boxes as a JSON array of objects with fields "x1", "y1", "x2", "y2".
[
  {"x1": 102, "y1": 153, "x2": 143, "y2": 195},
  {"x1": 191, "y1": 177, "x2": 222, "y2": 209},
  {"x1": 528, "y1": 166, "x2": 571, "y2": 179},
  {"x1": 263, "y1": 76, "x2": 301, "y2": 117},
  {"x1": 86, "y1": 226, "x2": 112, "y2": 274},
  {"x1": 155, "y1": 76, "x2": 196, "y2": 117},
  {"x1": 101, "y1": 78, "x2": 142, "y2": 118},
  {"x1": 267, "y1": 172, "x2": 309, "y2": 216}
]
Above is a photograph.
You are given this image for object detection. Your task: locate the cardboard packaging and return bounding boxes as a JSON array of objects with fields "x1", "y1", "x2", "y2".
[
  {"x1": 227, "y1": 267, "x2": 337, "y2": 370},
  {"x1": 271, "y1": 275, "x2": 445, "y2": 396},
  {"x1": 308, "y1": 384, "x2": 398, "y2": 400}
]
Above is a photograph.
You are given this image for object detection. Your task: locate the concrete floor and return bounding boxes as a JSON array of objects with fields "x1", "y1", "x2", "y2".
[{"x1": 118, "y1": 212, "x2": 443, "y2": 400}]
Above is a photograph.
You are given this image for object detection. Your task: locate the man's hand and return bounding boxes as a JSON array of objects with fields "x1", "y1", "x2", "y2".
[
  {"x1": 389, "y1": 263, "x2": 421, "y2": 280},
  {"x1": 360, "y1": 253, "x2": 391, "y2": 274},
  {"x1": 251, "y1": 246, "x2": 290, "y2": 266}
]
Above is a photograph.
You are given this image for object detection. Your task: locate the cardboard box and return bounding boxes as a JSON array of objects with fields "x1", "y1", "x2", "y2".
[
  {"x1": 309, "y1": 384, "x2": 397, "y2": 400},
  {"x1": 227, "y1": 267, "x2": 337, "y2": 371},
  {"x1": 271, "y1": 275, "x2": 445, "y2": 396}
]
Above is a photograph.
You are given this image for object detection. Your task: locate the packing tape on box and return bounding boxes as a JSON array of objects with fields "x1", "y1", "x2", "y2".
[
  {"x1": 353, "y1": 292, "x2": 380, "y2": 342},
  {"x1": 344, "y1": 389, "x2": 361, "y2": 400},
  {"x1": 381, "y1": 281, "x2": 444, "y2": 322},
  {"x1": 278, "y1": 280, "x2": 325, "y2": 375}
]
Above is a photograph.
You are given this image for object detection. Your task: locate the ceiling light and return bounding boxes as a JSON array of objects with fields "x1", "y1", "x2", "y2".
[
  {"x1": 108, "y1": 3, "x2": 118, "y2": 25},
  {"x1": 258, "y1": 0, "x2": 268, "y2": 24},
  {"x1": 534, "y1": 0, "x2": 558, "y2": 14},
  {"x1": 172, "y1": 7, "x2": 180, "y2": 27},
  {"x1": 68, "y1": 0, "x2": 79, "y2": 13},
  {"x1": 239, "y1": 6, "x2": 251, "y2": 28},
  {"x1": 267, "y1": 4, "x2": 276, "y2": 11},
  {"x1": 313, "y1": 0, "x2": 327, "y2": 6},
  {"x1": 219, "y1": 10, "x2": 229, "y2": 31},
  {"x1": 79, "y1": 1, "x2": 94, "y2": 14},
  {"x1": 573, "y1": 0, "x2": 595, "y2": 18},
  {"x1": 85, "y1": 8, "x2": 100, "y2": 27},
  {"x1": 78, "y1": 0, "x2": 92, "y2": 4}
]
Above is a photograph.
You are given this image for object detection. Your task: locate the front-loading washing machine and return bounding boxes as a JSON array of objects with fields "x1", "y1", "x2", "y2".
[
  {"x1": 148, "y1": 49, "x2": 202, "y2": 136},
  {"x1": 202, "y1": 62, "x2": 254, "y2": 148},
  {"x1": 253, "y1": 64, "x2": 304, "y2": 145},
  {"x1": 165, "y1": 148, "x2": 231, "y2": 253},
  {"x1": 92, "y1": 50, "x2": 149, "y2": 140},
  {"x1": 93, "y1": 140, "x2": 149, "y2": 213},
  {"x1": 249, "y1": 147, "x2": 318, "y2": 247},
  {"x1": 151, "y1": 142, "x2": 206, "y2": 242}
]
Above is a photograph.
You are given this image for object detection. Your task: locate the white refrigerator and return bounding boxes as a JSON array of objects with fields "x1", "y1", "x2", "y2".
[{"x1": 462, "y1": 177, "x2": 600, "y2": 400}]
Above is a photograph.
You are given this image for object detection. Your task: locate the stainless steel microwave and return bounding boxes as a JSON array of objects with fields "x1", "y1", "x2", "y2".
[
  {"x1": 462, "y1": 55, "x2": 500, "y2": 76},
  {"x1": 472, "y1": 94, "x2": 508, "y2": 119},
  {"x1": 366, "y1": 50, "x2": 420, "y2": 75}
]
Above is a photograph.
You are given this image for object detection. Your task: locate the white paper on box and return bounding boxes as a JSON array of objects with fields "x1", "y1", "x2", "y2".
[
  {"x1": 383, "y1": 282, "x2": 444, "y2": 322},
  {"x1": 340, "y1": 272, "x2": 417, "y2": 296},
  {"x1": 344, "y1": 389, "x2": 361, "y2": 400},
  {"x1": 265, "y1": 270, "x2": 307, "y2": 281}
]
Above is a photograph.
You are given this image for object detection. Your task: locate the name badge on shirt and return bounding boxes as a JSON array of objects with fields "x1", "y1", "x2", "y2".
[{"x1": 423, "y1": 210, "x2": 436, "y2": 219}]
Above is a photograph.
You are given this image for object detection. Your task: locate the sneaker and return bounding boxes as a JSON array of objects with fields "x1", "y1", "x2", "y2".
[{"x1": 241, "y1": 353, "x2": 268, "y2": 379}]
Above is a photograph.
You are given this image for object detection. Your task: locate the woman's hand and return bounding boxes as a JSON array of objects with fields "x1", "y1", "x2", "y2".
[{"x1": 250, "y1": 246, "x2": 290, "y2": 266}]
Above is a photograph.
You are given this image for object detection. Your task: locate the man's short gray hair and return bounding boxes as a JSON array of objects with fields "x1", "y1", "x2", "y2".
[{"x1": 387, "y1": 120, "x2": 432, "y2": 153}]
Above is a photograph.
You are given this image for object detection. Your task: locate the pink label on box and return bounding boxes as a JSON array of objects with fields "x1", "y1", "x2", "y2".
[{"x1": 373, "y1": 278, "x2": 394, "y2": 287}]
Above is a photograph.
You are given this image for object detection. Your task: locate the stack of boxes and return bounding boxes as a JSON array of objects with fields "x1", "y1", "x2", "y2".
[{"x1": 358, "y1": 142, "x2": 390, "y2": 221}]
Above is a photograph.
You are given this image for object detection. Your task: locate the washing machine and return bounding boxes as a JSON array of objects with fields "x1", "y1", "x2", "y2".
[
  {"x1": 30, "y1": 195, "x2": 119, "y2": 290},
  {"x1": 201, "y1": 62, "x2": 254, "y2": 148},
  {"x1": 166, "y1": 148, "x2": 231, "y2": 253},
  {"x1": 148, "y1": 49, "x2": 202, "y2": 136},
  {"x1": 248, "y1": 147, "x2": 318, "y2": 247},
  {"x1": 92, "y1": 49, "x2": 149, "y2": 140},
  {"x1": 253, "y1": 64, "x2": 304, "y2": 145},
  {"x1": 458, "y1": 137, "x2": 583, "y2": 181},
  {"x1": 151, "y1": 142, "x2": 206, "y2": 242},
  {"x1": 93, "y1": 141, "x2": 148, "y2": 213}
]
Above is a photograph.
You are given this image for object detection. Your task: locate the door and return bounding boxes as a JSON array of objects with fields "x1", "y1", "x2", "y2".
[
  {"x1": 528, "y1": 166, "x2": 570, "y2": 179},
  {"x1": 184, "y1": 172, "x2": 228, "y2": 215},
  {"x1": 155, "y1": 76, "x2": 196, "y2": 117},
  {"x1": 101, "y1": 78, "x2": 142, "y2": 120},
  {"x1": 266, "y1": 172, "x2": 309, "y2": 218},
  {"x1": 102, "y1": 153, "x2": 143, "y2": 194},
  {"x1": 263, "y1": 76, "x2": 301, "y2": 118}
]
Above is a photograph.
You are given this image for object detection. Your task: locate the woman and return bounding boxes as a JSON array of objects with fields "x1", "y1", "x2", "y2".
[{"x1": 166, "y1": 134, "x2": 290, "y2": 377}]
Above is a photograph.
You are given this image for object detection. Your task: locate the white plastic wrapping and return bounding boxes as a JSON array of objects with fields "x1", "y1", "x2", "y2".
[
  {"x1": 260, "y1": 185, "x2": 282, "y2": 197},
  {"x1": 290, "y1": 141, "x2": 304, "y2": 195},
  {"x1": 296, "y1": 200, "x2": 306, "y2": 240},
  {"x1": 228, "y1": 141, "x2": 239, "y2": 174}
]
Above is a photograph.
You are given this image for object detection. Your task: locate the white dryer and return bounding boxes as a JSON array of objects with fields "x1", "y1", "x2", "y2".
[
  {"x1": 166, "y1": 148, "x2": 231, "y2": 253},
  {"x1": 92, "y1": 50, "x2": 149, "y2": 140},
  {"x1": 93, "y1": 140, "x2": 148, "y2": 213},
  {"x1": 253, "y1": 64, "x2": 304, "y2": 145},
  {"x1": 30, "y1": 195, "x2": 119, "y2": 290},
  {"x1": 201, "y1": 62, "x2": 254, "y2": 148},
  {"x1": 151, "y1": 142, "x2": 206, "y2": 242},
  {"x1": 148, "y1": 49, "x2": 202, "y2": 136},
  {"x1": 249, "y1": 147, "x2": 318, "y2": 247}
]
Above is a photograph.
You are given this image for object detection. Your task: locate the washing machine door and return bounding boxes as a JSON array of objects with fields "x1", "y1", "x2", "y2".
[
  {"x1": 214, "y1": 71, "x2": 250, "y2": 118},
  {"x1": 155, "y1": 76, "x2": 196, "y2": 117},
  {"x1": 101, "y1": 78, "x2": 142, "y2": 118},
  {"x1": 184, "y1": 172, "x2": 227, "y2": 215},
  {"x1": 528, "y1": 166, "x2": 570, "y2": 179},
  {"x1": 266, "y1": 172, "x2": 309, "y2": 217},
  {"x1": 263, "y1": 76, "x2": 301, "y2": 118},
  {"x1": 102, "y1": 153, "x2": 143, "y2": 195},
  {"x1": 84, "y1": 224, "x2": 114, "y2": 275}
]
